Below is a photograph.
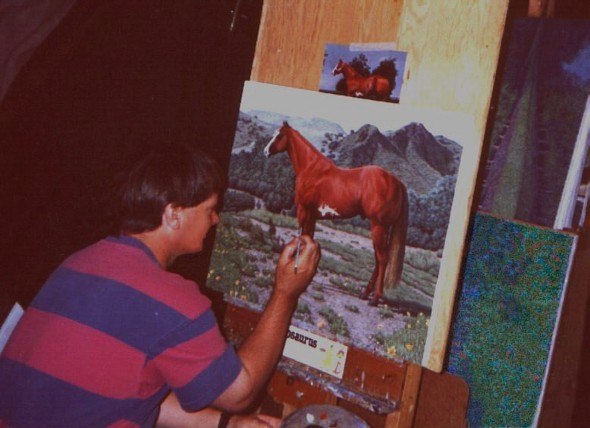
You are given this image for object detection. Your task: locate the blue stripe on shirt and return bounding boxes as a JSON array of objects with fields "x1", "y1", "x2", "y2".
[
  {"x1": 175, "y1": 345, "x2": 242, "y2": 411},
  {"x1": 148, "y1": 310, "x2": 218, "y2": 359},
  {"x1": 31, "y1": 267, "x2": 192, "y2": 352},
  {"x1": 0, "y1": 358, "x2": 167, "y2": 428}
]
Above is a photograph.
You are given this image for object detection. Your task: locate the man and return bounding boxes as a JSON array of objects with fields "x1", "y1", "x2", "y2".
[{"x1": 0, "y1": 144, "x2": 321, "y2": 427}]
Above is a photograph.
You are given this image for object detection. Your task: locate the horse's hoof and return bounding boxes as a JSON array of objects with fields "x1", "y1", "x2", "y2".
[
  {"x1": 359, "y1": 292, "x2": 370, "y2": 300},
  {"x1": 368, "y1": 295, "x2": 383, "y2": 306}
]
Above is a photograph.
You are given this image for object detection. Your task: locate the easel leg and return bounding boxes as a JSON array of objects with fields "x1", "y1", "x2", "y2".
[{"x1": 385, "y1": 363, "x2": 422, "y2": 428}]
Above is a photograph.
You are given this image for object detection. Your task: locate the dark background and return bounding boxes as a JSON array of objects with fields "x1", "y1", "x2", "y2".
[
  {"x1": 1, "y1": 0, "x2": 589, "y2": 426},
  {"x1": 0, "y1": 0, "x2": 263, "y2": 311}
]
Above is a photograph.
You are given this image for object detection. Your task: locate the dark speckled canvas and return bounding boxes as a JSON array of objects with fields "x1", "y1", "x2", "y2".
[{"x1": 447, "y1": 213, "x2": 577, "y2": 427}]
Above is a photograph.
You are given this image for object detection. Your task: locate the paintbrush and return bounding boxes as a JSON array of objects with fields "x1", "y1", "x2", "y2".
[{"x1": 294, "y1": 228, "x2": 302, "y2": 274}]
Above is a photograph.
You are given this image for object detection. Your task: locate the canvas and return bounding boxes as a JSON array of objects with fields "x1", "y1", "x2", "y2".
[
  {"x1": 479, "y1": 18, "x2": 590, "y2": 229},
  {"x1": 208, "y1": 81, "x2": 479, "y2": 371},
  {"x1": 447, "y1": 213, "x2": 577, "y2": 427}
]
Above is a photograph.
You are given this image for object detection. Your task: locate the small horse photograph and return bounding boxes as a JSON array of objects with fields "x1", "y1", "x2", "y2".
[
  {"x1": 208, "y1": 81, "x2": 477, "y2": 367},
  {"x1": 318, "y1": 43, "x2": 407, "y2": 103}
]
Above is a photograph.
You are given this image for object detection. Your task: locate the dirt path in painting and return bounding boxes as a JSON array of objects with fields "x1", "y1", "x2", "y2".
[{"x1": 248, "y1": 221, "x2": 419, "y2": 358}]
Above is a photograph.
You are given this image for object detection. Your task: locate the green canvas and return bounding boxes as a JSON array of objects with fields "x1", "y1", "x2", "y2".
[{"x1": 447, "y1": 213, "x2": 576, "y2": 427}]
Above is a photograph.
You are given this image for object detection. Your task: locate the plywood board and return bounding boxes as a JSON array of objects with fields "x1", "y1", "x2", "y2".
[
  {"x1": 247, "y1": 0, "x2": 509, "y2": 372},
  {"x1": 252, "y1": 0, "x2": 508, "y2": 137},
  {"x1": 251, "y1": 1, "x2": 403, "y2": 91}
]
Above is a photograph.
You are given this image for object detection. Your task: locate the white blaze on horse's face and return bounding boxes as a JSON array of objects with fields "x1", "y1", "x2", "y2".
[
  {"x1": 318, "y1": 203, "x2": 340, "y2": 218},
  {"x1": 264, "y1": 129, "x2": 280, "y2": 158},
  {"x1": 332, "y1": 62, "x2": 341, "y2": 76}
]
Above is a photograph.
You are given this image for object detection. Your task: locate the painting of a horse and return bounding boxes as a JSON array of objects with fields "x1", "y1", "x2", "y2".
[
  {"x1": 332, "y1": 59, "x2": 393, "y2": 102},
  {"x1": 264, "y1": 122, "x2": 408, "y2": 306}
]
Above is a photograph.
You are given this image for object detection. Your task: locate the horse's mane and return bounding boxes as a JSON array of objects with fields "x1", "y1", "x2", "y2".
[
  {"x1": 287, "y1": 126, "x2": 336, "y2": 170},
  {"x1": 337, "y1": 60, "x2": 359, "y2": 77}
]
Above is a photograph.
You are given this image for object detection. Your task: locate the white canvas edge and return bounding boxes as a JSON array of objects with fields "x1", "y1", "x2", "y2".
[
  {"x1": 532, "y1": 233, "x2": 579, "y2": 426},
  {"x1": 554, "y1": 95, "x2": 590, "y2": 230}
]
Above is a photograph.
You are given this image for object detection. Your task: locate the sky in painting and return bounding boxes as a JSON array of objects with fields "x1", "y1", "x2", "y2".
[
  {"x1": 563, "y1": 43, "x2": 590, "y2": 84},
  {"x1": 240, "y1": 81, "x2": 475, "y2": 148}
]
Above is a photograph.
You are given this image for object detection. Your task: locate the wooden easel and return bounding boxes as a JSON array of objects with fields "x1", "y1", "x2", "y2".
[
  {"x1": 222, "y1": 1, "x2": 509, "y2": 426},
  {"x1": 224, "y1": 304, "x2": 469, "y2": 427}
]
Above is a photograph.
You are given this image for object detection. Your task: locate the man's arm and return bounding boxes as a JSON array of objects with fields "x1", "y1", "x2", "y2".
[
  {"x1": 156, "y1": 392, "x2": 281, "y2": 428},
  {"x1": 212, "y1": 235, "x2": 320, "y2": 411}
]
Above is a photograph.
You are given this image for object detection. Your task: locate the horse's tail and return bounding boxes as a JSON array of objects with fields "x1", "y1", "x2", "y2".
[
  {"x1": 365, "y1": 75, "x2": 392, "y2": 101},
  {"x1": 384, "y1": 184, "x2": 408, "y2": 289}
]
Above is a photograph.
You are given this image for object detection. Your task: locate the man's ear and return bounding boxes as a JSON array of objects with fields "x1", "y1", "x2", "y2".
[{"x1": 163, "y1": 204, "x2": 181, "y2": 230}]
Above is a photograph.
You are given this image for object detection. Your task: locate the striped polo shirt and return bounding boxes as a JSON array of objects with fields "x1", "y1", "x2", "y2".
[{"x1": 0, "y1": 235, "x2": 241, "y2": 427}]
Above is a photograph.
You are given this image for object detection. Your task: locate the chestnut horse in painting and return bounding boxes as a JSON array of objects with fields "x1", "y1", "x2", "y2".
[
  {"x1": 264, "y1": 122, "x2": 408, "y2": 306},
  {"x1": 332, "y1": 59, "x2": 392, "y2": 102}
]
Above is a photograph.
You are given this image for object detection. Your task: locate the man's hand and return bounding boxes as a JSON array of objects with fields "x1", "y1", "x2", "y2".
[
  {"x1": 227, "y1": 413, "x2": 281, "y2": 428},
  {"x1": 156, "y1": 392, "x2": 282, "y2": 427},
  {"x1": 212, "y1": 235, "x2": 320, "y2": 412},
  {"x1": 274, "y1": 235, "x2": 320, "y2": 299}
]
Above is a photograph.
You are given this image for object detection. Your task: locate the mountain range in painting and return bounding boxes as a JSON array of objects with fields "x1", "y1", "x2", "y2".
[{"x1": 232, "y1": 109, "x2": 462, "y2": 198}]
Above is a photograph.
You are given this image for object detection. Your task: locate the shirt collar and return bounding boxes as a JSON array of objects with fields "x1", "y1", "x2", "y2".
[{"x1": 106, "y1": 235, "x2": 161, "y2": 266}]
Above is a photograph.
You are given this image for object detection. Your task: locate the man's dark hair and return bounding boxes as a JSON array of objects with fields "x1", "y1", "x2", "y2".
[{"x1": 116, "y1": 144, "x2": 226, "y2": 234}]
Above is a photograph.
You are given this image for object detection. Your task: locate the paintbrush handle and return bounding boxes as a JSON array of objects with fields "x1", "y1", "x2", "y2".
[{"x1": 294, "y1": 228, "x2": 302, "y2": 273}]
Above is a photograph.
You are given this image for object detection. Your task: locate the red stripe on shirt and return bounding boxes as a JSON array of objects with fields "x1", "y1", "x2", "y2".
[
  {"x1": 3, "y1": 308, "x2": 148, "y2": 399},
  {"x1": 107, "y1": 420, "x2": 140, "y2": 428},
  {"x1": 62, "y1": 240, "x2": 210, "y2": 318},
  {"x1": 149, "y1": 327, "x2": 228, "y2": 388}
]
